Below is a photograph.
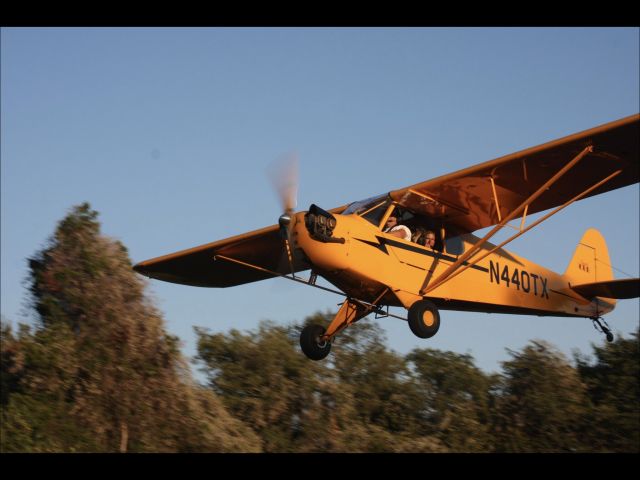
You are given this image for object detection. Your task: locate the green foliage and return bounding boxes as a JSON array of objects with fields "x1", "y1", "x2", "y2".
[
  {"x1": 1, "y1": 322, "x2": 21, "y2": 406},
  {"x1": 331, "y1": 321, "x2": 424, "y2": 436},
  {"x1": 407, "y1": 349, "x2": 495, "y2": 451},
  {"x1": 196, "y1": 320, "x2": 341, "y2": 452},
  {"x1": 575, "y1": 329, "x2": 640, "y2": 452},
  {"x1": 491, "y1": 340, "x2": 591, "y2": 452},
  {"x1": 193, "y1": 322, "x2": 638, "y2": 453},
  {"x1": 1, "y1": 203, "x2": 259, "y2": 453},
  {"x1": 195, "y1": 315, "x2": 447, "y2": 452}
]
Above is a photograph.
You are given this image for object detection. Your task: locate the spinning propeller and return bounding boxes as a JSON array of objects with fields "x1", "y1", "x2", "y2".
[{"x1": 268, "y1": 152, "x2": 300, "y2": 276}]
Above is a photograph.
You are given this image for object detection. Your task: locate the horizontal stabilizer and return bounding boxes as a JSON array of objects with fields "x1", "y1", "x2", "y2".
[{"x1": 571, "y1": 278, "x2": 640, "y2": 300}]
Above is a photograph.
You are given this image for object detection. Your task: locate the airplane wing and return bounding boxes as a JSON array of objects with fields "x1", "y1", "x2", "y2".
[
  {"x1": 133, "y1": 205, "x2": 348, "y2": 288},
  {"x1": 571, "y1": 278, "x2": 640, "y2": 300},
  {"x1": 390, "y1": 114, "x2": 639, "y2": 233},
  {"x1": 133, "y1": 225, "x2": 299, "y2": 287}
]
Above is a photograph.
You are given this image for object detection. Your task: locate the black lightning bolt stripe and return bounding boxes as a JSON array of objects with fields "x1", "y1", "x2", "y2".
[
  {"x1": 354, "y1": 238, "x2": 390, "y2": 254},
  {"x1": 354, "y1": 236, "x2": 489, "y2": 273}
]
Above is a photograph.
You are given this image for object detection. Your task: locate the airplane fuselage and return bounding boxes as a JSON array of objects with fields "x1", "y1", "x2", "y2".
[{"x1": 292, "y1": 211, "x2": 614, "y2": 320}]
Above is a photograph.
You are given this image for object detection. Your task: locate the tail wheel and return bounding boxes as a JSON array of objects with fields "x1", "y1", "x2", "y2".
[
  {"x1": 408, "y1": 300, "x2": 441, "y2": 339},
  {"x1": 300, "y1": 324, "x2": 332, "y2": 360}
]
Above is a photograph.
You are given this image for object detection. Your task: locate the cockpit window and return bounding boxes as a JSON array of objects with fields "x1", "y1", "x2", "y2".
[{"x1": 343, "y1": 194, "x2": 390, "y2": 226}]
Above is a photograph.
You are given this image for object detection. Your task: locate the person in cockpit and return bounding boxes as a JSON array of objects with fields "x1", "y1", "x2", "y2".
[
  {"x1": 384, "y1": 214, "x2": 412, "y2": 241},
  {"x1": 423, "y1": 230, "x2": 436, "y2": 249},
  {"x1": 412, "y1": 227, "x2": 437, "y2": 250}
]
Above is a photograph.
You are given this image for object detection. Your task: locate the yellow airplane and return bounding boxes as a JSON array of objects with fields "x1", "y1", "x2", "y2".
[{"x1": 134, "y1": 114, "x2": 640, "y2": 360}]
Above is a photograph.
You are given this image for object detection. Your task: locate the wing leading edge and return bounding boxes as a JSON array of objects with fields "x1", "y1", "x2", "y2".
[{"x1": 390, "y1": 114, "x2": 639, "y2": 233}]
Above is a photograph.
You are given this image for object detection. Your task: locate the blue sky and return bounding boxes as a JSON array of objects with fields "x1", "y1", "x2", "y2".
[{"x1": 2, "y1": 27, "x2": 638, "y2": 376}]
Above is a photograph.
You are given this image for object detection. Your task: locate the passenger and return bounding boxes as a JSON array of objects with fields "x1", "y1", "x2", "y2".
[
  {"x1": 384, "y1": 215, "x2": 412, "y2": 241},
  {"x1": 412, "y1": 227, "x2": 437, "y2": 249},
  {"x1": 424, "y1": 230, "x2": 437, "y2": 250}
]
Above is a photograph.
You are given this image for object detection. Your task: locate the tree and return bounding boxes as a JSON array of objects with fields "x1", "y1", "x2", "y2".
[
  {"x1": 575, "y1": 329, "x2": 640, "y2": 452},
  {"x1": 195, "y1": 313, "x2": 447, "y2": 452},
  {"x1": 1, "y1": 319, "x2": 92, "y2": 451},
  {"x1": 491, "y1": 340, "x2": 591, "y2": 452},
  {"x1": 406, "y1": 349, "x2": 495, "y2": 452},
  {"x1": 1, "y1": 203, "x2": 259, "y2": 452},
  {"x1": 330, "y1": 318, "x2": 446, "y2": 452},
  {"x1": 196, "y1": 318, "x2": 354, "y2": 452},
  {"x1": 1, "y1": 320, "x2": 24, "y2": 408}
]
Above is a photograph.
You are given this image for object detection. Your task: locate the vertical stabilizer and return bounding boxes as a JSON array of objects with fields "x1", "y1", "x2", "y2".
[{"x1": 565, "y1": 228, "x2": 614, "y2": 285}]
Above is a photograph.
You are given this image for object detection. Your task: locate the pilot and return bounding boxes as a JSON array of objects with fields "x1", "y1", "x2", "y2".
[{"x1": 384, "y1": 215, "x2": 412, "y2": 241}]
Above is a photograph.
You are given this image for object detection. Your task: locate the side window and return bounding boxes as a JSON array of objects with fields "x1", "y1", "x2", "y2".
[{"x1": 445, "y1": 236, "x2": 464, "y2": 255}]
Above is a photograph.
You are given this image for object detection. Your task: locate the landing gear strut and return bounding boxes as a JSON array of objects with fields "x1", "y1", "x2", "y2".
[
  {"x1": 299, "y1": 297, "x2": 372, "y2": 360},
  {"x1": 592, "y1": 316, "x2": 614, "y2": 343}
]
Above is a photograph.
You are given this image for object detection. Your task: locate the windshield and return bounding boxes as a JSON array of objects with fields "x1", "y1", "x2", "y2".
[{"x1": 343, "y1": 194, "x2": 390, "y2": 226}]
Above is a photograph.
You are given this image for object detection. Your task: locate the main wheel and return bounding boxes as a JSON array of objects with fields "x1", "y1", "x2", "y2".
[
  {"x1": 300, "y1": 324, "x2": 332, "y2": 360},
  {"x1": 604, "y1": 329, "x2": 614, "y2": 343},
  {"x1": 408, "y1": 300, "x2": 441, "y2": 339}
]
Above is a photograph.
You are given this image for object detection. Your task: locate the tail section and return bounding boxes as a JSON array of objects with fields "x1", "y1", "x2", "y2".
[
  {"x1": 565, "y1": 229, "x2": 639, "y2": 340},
  {"x1": 565, "y1": 228, "x2": 614, "y2": 285},
  {"x1": 565, "y1": 228, "x2": 620, "y2": 306}
]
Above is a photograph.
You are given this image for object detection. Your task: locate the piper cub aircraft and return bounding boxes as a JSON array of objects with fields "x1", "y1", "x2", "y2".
[{"x1": 134, "y1": 114, "x2": 640, "y2": 360}]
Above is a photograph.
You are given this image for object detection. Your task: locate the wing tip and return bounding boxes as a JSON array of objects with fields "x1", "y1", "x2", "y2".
[{"x1": 132, "y1": 262, "x2": 148, "y2": 275}]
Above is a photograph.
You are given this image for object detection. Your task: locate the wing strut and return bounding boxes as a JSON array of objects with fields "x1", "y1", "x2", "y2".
[
  {"x1": 420, "y1": 145, "x2": 594, "y2": 294},
  {"x1": 214, "y1": 255, "x2": 407, "y2": 330},
  {"x1": 421, "y1": 168, "x2": 622, "y2": 293},
  {"x1": 489, "y1": 176, "x2": 503, "y2": 222},
  {"x1": 214, "y1": 254, "x2": 345, "y2": 296}
]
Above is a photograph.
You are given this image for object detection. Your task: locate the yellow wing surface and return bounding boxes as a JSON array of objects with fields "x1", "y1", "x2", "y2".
[{"x1": 134, "y1": 114, "x2": 639, "y2": 288}]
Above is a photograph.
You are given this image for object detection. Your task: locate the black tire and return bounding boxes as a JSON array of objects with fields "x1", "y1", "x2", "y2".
[
  {"x1": 300, "y1": 324, "x2": 332, "y2": 360},
  {"x1": 408, "y1": 300, "x2": 441, "y2": 339}
]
